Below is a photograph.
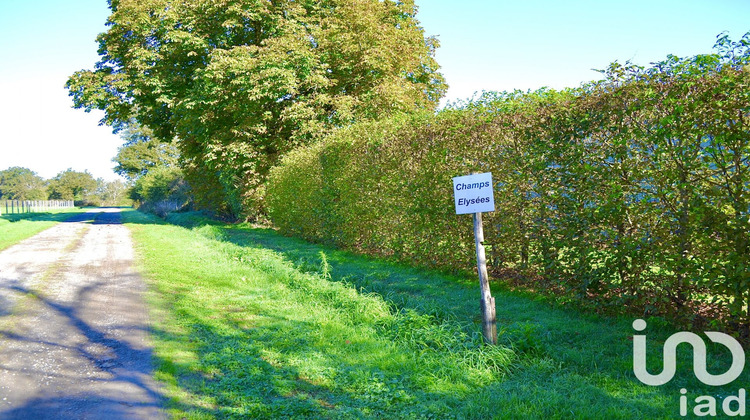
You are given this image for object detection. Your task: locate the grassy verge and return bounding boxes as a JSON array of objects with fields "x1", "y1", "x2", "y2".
[
  {"x1": 0, "y1": 208, "x2": 86, "y2": 251},
  {"x1": 124, "y1": 210, "x2": 745, "y2": 419}
]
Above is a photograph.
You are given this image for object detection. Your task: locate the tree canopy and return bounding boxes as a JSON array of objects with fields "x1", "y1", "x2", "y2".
[
  {"x1": 0, "y1": 167, "x2": 47, "y2": 200},
  {"x1": 47, "y1": 169, "x2": 98, "y2": 201},
  {"x1": 67, "y1": 0, "x2": 446, "y2": 217}
]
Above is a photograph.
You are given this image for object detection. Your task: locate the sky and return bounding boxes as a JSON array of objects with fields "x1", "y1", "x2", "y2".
[{"x1": 0, "y1": 0, "x2": 748, "y2": 182}]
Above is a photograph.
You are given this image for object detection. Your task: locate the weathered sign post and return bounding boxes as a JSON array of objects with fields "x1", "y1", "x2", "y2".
[{"x1": 453, "y1": 172, "x2": 497, "y2": 345}]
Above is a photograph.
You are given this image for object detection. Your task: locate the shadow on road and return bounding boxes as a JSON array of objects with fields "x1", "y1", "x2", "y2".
[
  {"x1": 0, "y1": 282, "x2": 164, "y2": 419},
  {"x1": 0, "y1": 395, "x2": 159, "y2": 420},
  {"x1": 63, "y1": 208, "x2": 126, "y2": 225}
]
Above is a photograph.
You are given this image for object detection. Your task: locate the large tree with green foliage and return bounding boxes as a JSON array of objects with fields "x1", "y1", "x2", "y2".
[
  {"x1": 67, "y1": 0, "x2": 446, "y2": 217},
  {"x1": 47, "y1": 169, "x2": 98, "y2": 202},
  {"x1": 0, "y1": 167, "x2": 48, "y2": 200}
]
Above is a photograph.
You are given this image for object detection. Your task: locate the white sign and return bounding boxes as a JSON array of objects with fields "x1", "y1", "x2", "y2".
[{"x1": 453, "y1": 172, "x2": 495, "y2": 215}]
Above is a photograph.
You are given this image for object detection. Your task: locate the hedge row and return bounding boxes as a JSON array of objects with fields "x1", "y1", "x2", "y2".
[{"x1": 267, "y1": 36, "x2": 750, "y2": 332}]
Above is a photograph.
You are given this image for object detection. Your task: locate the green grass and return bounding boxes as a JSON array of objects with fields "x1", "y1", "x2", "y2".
[
  {"x1": 0, "y1": 208, "x2": 86, "y2": 251},
  {"x1": 124, "y1": 210, "x2": 747, "y2": 419}
]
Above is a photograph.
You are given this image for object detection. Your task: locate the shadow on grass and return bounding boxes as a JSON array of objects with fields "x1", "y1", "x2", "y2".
[
  {"x1": 123, "y1": 210, "x2": 737, "y2": 418},
  {"x1": 143, "y1": 279, "x2": 667, "y2": 419},
  {"x1": 0, "y1": 211, "x2": 78, "y2": 224},
  {"x1": 114, "y1": 214, "x2": 750, "y2": 418},
  {"x1": 0, "y1": 207, "x2": 131, "y2": 224},
  {"x1": 147, "y1": 312, "x2": 409, "y2": 418}
]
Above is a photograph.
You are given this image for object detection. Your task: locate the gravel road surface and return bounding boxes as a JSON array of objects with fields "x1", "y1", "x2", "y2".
[{"x1": 0, "y1": 208, "x2": 165, "y2": 419}]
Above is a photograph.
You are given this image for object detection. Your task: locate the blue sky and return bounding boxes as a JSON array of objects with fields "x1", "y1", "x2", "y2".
[
  {"x1": 0, "y1": 0, "x2": 748, "y2": 181},
  {"x1": 418, "y1": 0, "x2": 750, "y2": 101}
]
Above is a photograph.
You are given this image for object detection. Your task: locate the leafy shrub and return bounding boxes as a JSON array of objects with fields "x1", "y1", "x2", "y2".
[
  {"x1": 131, "y1": 166, "x2": 192, "y2": 217},
  {"x1": 268, "y1": 33, "x2": 750, "y2": 333}
]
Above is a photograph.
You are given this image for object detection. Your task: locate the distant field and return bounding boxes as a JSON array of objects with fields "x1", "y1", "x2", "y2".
[
  {"x1": 123, "y1": 209, "x2": 743, "y2": 419},
  {"x1": 0, "y1": 208, "x2": 86, "y2": 251}
]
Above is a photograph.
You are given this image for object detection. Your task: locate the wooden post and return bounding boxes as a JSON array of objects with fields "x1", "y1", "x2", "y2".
[{"x1": 473, "y1": 211, "x2": 497, "y2": 345}]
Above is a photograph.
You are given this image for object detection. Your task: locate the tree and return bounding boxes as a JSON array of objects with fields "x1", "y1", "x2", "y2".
[
  {"x1": 113, "y1": 122, "x2": 180, "y2": 181},
  {"x1": 96, "y1": 179, "x2": 132, "y2": 207},
  {"x1": 131, "y1": 166, "x2": 192, "y2": 216},
  {"x1": 0, "y1": 167, "x2": 48, "y2": 200},
  {"x1": 67, "y1": 0, "x2": 447, "y2": 218},
  {"x1": 112, "y1": 121, "x2": 191, "y2": 213},
  {"x1": 131, "y1": 166, "x2": 190, "y2": 204},
  {"x1": 47, "y1": 169, "x2": 98, "y2": 202}
]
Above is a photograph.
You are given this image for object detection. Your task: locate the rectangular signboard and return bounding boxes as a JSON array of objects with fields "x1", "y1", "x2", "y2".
[{"x1": 453, "y1": 172, "x2": 495, "y2": 215}]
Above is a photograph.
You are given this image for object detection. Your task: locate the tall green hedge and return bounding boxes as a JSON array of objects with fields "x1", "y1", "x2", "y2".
[{"x1": 267, "y1": 34, "x2": 750, "y2": 332}]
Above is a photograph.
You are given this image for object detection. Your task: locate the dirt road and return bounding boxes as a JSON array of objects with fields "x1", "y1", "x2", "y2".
[{"x1": 0, "y1": 208, "x2": 164, "y2": 419}]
